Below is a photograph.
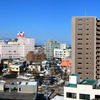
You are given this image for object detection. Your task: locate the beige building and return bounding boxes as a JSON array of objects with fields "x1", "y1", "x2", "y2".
[{"x1": 72, "y1": 16, "x2": 100, "y2": 79}]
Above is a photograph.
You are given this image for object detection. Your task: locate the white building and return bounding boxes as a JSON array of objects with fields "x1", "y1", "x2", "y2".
[
  {"x1": 54, "y1": 48, "x2": 71, "y2": 59},
  {"x1": 0, "y1": 35, "x2": 35, "y2": 59},
  {"x1": 18, "y1": 81, "x2": 37, "y2": 93},
  {"x1": 64, "y1": 74, "x2": 100, "y2": 100}
]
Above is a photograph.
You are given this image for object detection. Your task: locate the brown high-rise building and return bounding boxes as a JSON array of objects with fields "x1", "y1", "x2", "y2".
[{"x1": 72, "y1": 16, "x2": 100, "y2": 79}]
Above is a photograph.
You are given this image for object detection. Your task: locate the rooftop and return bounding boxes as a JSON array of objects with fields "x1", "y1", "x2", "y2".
[
  {"x1": 71, "y1": 74, "x2": 79, "y2": 76},
  {"x1": 65, "y1": 83, "x2": 77, "y2": 88},
  {"x1": 79, "y1": 79, "x2": 96, "y2": 85}
]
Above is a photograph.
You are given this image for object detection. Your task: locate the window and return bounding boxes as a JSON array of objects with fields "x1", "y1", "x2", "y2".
[
  {"x1": 78, "y1": 53, "x2": 82, "y2": 54},
  {"x1": 78, "y1": 19, "x2": 82, "y2": 21},
  {"x1": 78, "y1": 24, "x2": 82, "y2": 25},
  {"x1": 77, "y1": 57, "x2": 82, "y2": 59},
  {"x1": 86, "y1": 43, "x2": 89, "y2": 45},
  {"x1": 77, "y1": 67, "x2": 82, "y2": 69},
  {"x1": 19, "y1": 88, "x2": 21, "y2": 91},
  {"x1": 78, "y1": 43, "x2": 82, "y2": 45},
  {"x1": 66, "y1": 92, "x2": 76, "y2": 99},
  {"x1": 86, "y1": 48, "x2": 89, "y2": 50},
  {"x1": 78, "y1": 38, "x2": 82, "y2": 40},
  {"x1": 78, "y1": 28, "x2": 82, "y2": 30},
  {"x1": 78, "y1": 33, "x2": 82, "y2": 36},
  {"x1": 80, "y1": 94, "x2": 90, "y2": 100},
  {"x1": 78, "y1": 62, "x2": 82, "y2": 64},
  {"x1": 86, "y1": 28, "x2": 89, "y2": 30},
  {"x1": 78, "y1": 48, "x2": 82, "y2": 50},
  {"x1": 78, "y1": 72, "x2": 82, "y2": 74}
]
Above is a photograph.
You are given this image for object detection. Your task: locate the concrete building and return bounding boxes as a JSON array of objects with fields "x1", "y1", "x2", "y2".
[
  {"x1": 72, "y1": 16, "x2": 100, "y2": 79},
  {"x1": 44, "y1": 40, "x2": 60, "y2": 59},
  {"x1": 54, "y1": 48, "x2": 71, "y2": 59},
  {"x1": 64, "y1": 74, "x2": 100, "y2": 100},
  {"x1": 61, "y1": 59, "x2": 71, "y2": 75},
  {"x1": 0, "y1": 33, "x2": 35, "y2": 59},
  {"x1": 18, "y1": 81, "x2": 37, "y2": 93},
  {"x1": 26, "y1": 51, "x2": 46, "y2": 62}
]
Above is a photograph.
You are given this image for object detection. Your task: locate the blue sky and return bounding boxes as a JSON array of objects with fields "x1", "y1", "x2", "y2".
[{"x1": 0, "y1": 0, "x2": 100, "y2": 45}]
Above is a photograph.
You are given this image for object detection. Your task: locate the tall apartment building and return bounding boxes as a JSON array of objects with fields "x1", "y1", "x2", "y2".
[
  {"x1": 0, "y1": 33, "x2": 35, "y2": 59},
  {"x1": 72, "y1": 16, "x2": 100, "y2": 79}
]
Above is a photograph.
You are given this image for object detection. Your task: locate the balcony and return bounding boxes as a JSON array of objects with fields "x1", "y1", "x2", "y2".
[
  {"x1": 97, "y1": 22, "x2": 100, "y2": 26},
  {"x1": 97, "y1": 27, "x2": 100, "y2": 31}
]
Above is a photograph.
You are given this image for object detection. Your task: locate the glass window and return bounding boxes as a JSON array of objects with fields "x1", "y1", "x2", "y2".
[
  {"x1": 66, "y1": 92, "x2": 76, "y2": 99},
  {"x1": 80, "y1": 94, "x2": 90, "y2": 100},
  {"x1": 78, "y1": 19, "x2": 82, "y2": 21}
]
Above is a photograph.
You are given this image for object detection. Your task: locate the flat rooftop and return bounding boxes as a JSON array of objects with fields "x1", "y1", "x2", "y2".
[
  {"x1": 65, "y1": 84, "x2": 77, "y2": 88},
  {"x1": 79, "y1": 79, "x2": 96, "y2": 85}
]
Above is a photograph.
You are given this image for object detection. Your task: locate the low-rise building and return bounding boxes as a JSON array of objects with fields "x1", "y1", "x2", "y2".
[
  {"x1": 18, "y1": 81, "x2": 37, "y2": 93},
  {"x1": 9, "y1": 64, "x2": 23, "y2": 75},
  {"x1": 64, "y1": 74, "x2": 100, "y2": 100},
  {"x1": 26, "y1": 51, "x2": 46, "y2": 62},
  {"x1": 61, "y1": 59, "x2": 71, "y2": 75},
  {"x1": 54, "y1": 48, "x2": 71, "y2": 59},
  {"x1": 28, "y1": 63, "x2": 41, "y2": 72}
]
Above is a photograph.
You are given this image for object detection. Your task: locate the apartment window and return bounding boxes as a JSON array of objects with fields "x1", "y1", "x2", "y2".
[
  {"x1": 86, "y1": 28, "x2": 89, "y2": 30},
  {"x1": 86, "y1": 43, "x2": 89, "y2": 45},
  {"x1": 77, "y1": 67, "x2": 82, "y2": 69},
  {"x1": 78, "y1": 62, "x2": 82, "y2": 64},
  {"x1": 78, "y1": 28, "x2": 82, "y2": 30},
  {"x1": 78, "y1": 19, "x2": 82, "y2": 21},
  {"x1": 78, "y1": 53, "x2": 82, "y2": 54},
  {"x1": 78, "y1": 33, "x2": 82, "y2": 36},
  {"x1": 78, "y1": 38, "x2": 82, "y2": 40},
  {"x1": 66, "y1": 92, "x2": 76, "y2": 99},
  {"x1": 78, "y1": 43, "x2": 82, "y2": 45},
  {"x1": 78, "y1": 72, "x2": 82, "y2": 74},
  {"x1": 77, "y1": 57, "x2": 82, "y2": 59},
  {"x1": 86, "y1": 48, "x2": 89, "y2": 50},
  {"x1": 79, "y1": 94, "x2": 90, "y2": 100},
  {"x1": 86, "y1": 53, "x2": 88, "y2": 54},
  {"x1": 86, "y1": 38, "x2": 89, "y2": 40},
  {"x1": 77, "y1": 48, "x2": 82, "y2": 50},
  {"x1": 78, "y1": 24, "x2": 82, "y2": 25},
  {"x1": 86, "y1": 33, "x2": 89, "y2": 35}
]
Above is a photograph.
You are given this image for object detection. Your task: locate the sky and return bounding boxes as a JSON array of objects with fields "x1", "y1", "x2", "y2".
[{"x1": 0, "y1": 0, "x2": 100, "y2": 45}]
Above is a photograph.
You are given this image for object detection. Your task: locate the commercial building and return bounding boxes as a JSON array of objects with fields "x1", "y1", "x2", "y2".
[
  {"x1": 26, "y1": 51, "x2": 46, "y2": 62},
  {"x1": 54, "y1": 48, "x2": 71, "y2": 59},
  {"x1": 44, "y1": 40, "x2": 60, "y2": 59},
  {"x1": 0, "y1": 32, "x2": 35, "y2": 59},
  {"x1": 61, "y1": 59, "x2": 71, "y2": 75},
  {"x1": 72, "y1": 16, "x2": 100, "y2": 79},
  {"x1": 64, "y1": 74, "x2": 100, "y2": 100}
]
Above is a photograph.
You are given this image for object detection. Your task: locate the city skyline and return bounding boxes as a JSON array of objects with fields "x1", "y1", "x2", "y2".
[{"x1": 0, "y1": 0, "x2": 100, "y2": 45}]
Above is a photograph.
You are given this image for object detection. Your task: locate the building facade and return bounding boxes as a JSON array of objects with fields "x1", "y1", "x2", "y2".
[
  {"x1": 64, "y1": 74, "x2": 100, "y2": 100},
  {"x1": 54, "y1": 48, "x2": 71, "y2": 59},
  {"x1": 72, "y1": 16, "x2": 100, "y2": 79},
  {"x1": 44, "y1": 40, "x2": 60, "y2": 59},
  {"x1": 0, "y1": 33, "x2": 35, "y2": 59}
]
